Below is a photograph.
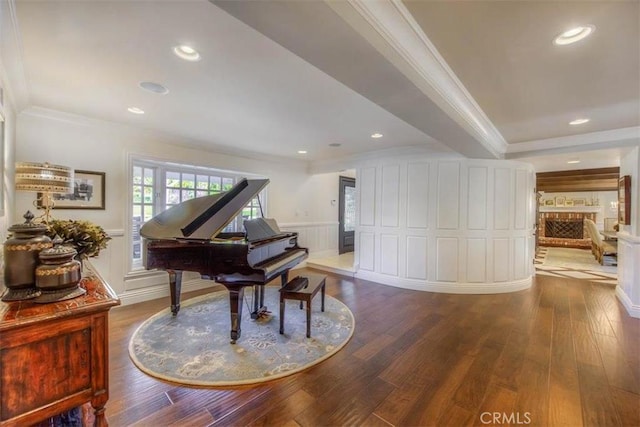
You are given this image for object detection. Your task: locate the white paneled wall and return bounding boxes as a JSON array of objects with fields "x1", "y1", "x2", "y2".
[
  {"x1": 279, "y1": 222, "x2": 338, "y2": 259},
  {"x1": 355, "y1": 158, "x2": 535, "y2": 294}
]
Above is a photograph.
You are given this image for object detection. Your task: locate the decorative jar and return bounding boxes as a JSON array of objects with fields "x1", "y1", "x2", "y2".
[
  {"x1": 1, "y1": 211, "x2": 52, "y2": 301},
  {"x1": 34, "y1": 236, "x2": 85, "y2": 303}
]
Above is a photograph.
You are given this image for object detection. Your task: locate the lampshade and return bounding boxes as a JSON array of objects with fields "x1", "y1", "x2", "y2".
[{"x1": 15, "y1": 162, "x2": 73, "y2": 194}]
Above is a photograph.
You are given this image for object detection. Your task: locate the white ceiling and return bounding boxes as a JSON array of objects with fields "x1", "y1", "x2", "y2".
[{"x1": 5, "y1": 0, "x2": 639, "y2": 171}]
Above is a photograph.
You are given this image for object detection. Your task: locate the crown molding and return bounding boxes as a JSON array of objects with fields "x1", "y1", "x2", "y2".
[
  {"x1": 506, "y1": 126, "x2": 640, "y2": 158},
  {"x1": 0, "y1": 0, "x2": 30, "y2": 111},
  {"x1": 328, "y1": 0, "x2": 507, "y2": 158}
]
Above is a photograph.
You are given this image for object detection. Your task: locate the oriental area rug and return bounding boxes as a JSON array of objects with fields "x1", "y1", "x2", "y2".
[{"x1": 129, "y1": 286, "x2": 354, "y2": 386}]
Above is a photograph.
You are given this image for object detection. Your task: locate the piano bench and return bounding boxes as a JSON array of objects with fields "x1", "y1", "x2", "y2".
[{"x1": 279, "y1": 273, "x2": 326, "y2": 338}]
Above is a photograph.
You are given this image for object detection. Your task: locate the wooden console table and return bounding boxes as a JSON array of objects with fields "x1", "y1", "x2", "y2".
[{"x1": 0, "y1": 262, "x2": 120, "y2": 427}]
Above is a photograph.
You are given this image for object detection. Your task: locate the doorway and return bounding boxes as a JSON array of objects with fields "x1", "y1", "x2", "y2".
[{"x1": 338, "y1": 176, "x2": 355, "y2": 254}]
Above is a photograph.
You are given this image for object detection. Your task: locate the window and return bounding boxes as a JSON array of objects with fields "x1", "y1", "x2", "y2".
[{"x1": 131, "y1": 159, "x2": 266, "y2": 270}]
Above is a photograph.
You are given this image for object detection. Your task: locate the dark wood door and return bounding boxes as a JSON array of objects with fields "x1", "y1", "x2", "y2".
[{"x1": 339, "y1": 176, "x2": 355, "y2": 254}]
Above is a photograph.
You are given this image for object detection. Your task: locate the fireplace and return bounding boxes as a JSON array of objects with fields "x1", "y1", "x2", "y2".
[
  {"x1": 545, "y1": 219, "x2": 583, "y2": 239},
  {"x1": 538, "y1": 211, "x2": 596, "y2": 248}
]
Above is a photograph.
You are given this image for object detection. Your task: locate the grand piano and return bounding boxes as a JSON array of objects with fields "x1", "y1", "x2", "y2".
[{"x1": 140, "y1": 178, "x2": 308, "y2": 343}]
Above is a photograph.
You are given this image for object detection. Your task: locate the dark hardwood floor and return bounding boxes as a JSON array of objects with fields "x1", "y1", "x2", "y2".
[{"x1": 106, "y1": 268, "x2": 640, "y2": 426}]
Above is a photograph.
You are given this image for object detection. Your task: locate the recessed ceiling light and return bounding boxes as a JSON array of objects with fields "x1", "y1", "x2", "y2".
[
  {"x1": 297, "y1": 150, "x2": 307, "y2": 154},
  {"x1": 554, "y1": 25, "x2": 595, "y2": 45},
  {"x1": 173, "y1": 45, "x2": 201, "y2": 61},
  {"x1": 329, "y1": 143, "x2": 341, "y2": 147},
  {"x1": 127, "y1": 107, "x2": 145, "y2": 115},
  {"x1": 567, "y1": 159, "x2": 581, "y2": 164},
  {"x1": 569, "y1": 118, "x2": 590, "y2": 125},
  {"x1": 371, "y1": 133, "x2": 383, "y2": 139},
  {"x1": 139, "y1": 81, "x2": 169, "y2": 95}
]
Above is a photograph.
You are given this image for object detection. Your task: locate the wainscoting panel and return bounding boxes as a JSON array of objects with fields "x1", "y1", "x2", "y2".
[
  {"x1": 494, "y1": 168, "x2": 511, "y2": 230},
  {"x1": 381, "y1": 164, "x2": 400, "y2": 228},
  {"x1": 407, "y1": 162, "x2": 429, "y2": 229},
  {"x1": 468, "y1": 167, "x2": 488, "y2": 230},
  {"x1": 467, "y1": 238, "x2": 487, "y2": 283},
  {"x1": 380, "y1": 234, "x2": 399, "y2": 275},
  {"x1": 359, "y1": 167, "x2": 376, "y2": 226},
  {"x1": 279, "y1": 222, "x2": 339, "y2": 258},
  {"x1": 436, "y1": 237, "x2": 458, "y2": 282},
  {"x1": 437, "y1": 162, "x2": 460, "y2": 230},
  {"x1": 513, "y1": 236, "x2": 527, "y2": 279},
  {"x1": 359, "y1": 232, "x2": 375, "y2": 271},
  {"x1": 493, "y1": 238, "x2": 510, "y2": 282},
  {"x1": 514, "y1": 169, "x2": 528, "y2": 230},
  {"x1": 406, "y1": 236, "x2": 427, "y2": 280}
]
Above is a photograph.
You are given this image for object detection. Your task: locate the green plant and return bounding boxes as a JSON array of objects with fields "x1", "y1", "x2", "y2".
[{"x1": 46, "y1": 219, "x2": 111, "y2": 258}]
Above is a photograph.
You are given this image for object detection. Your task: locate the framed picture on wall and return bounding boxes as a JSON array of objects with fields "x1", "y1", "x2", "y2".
[
  {"x1": 555, "y1": 196, "x2": 566, "y2": 207},
  {"x1": 565, "y1": 200, "x2": 574, "y2": 207},
  {"x1": 619, "y1": 175, "x2": 631, "y2": 225},
  {"x1": 38, "y1": 170, "x2": 106, "y2": 210},
  {"x1": 573, "y1": 198, "x2": 586, "y2": 207},
  {"x1": 544, "y1": 199, "x2": 555, "y2": 206}
]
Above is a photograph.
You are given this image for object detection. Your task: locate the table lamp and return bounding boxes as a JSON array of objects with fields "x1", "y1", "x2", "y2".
[{"x1": 15, "y1": 162, "x2": 74, "y2": 224}]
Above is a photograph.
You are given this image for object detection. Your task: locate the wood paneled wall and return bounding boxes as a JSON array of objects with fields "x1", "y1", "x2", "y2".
[{"x1": 536, "y1": 167, "x2": 620, "y2": 193}]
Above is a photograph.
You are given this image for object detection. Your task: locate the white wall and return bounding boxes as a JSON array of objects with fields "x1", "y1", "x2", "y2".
[
  {"x1": 354, "y1": 155, "x2": 536, "y2": 293},
  {"x1": 616, "y1": 146, "x2": 640, "y2": 318},
  {"x1": 15, "y1": 108, "x2": 340, "y2": 303}
]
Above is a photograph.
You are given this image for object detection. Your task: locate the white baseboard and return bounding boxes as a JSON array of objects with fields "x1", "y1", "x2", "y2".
[
  {"x1": 616, "y1": 286, "x2": 640, "y2": 319},
  {"x1": 355, "y1": 270, "x2": 532, "y2": 294},
  {"x1": 117, "y1": 278, "x2": 218, "y2": 306}
]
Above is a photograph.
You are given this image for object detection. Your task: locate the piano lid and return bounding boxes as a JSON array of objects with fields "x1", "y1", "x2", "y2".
[{"x1": 140, "y1": 178, "x2": 269, "y2": 240}]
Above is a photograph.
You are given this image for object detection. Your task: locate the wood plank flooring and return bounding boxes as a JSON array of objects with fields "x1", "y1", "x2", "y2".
[{"x1": 106, "y1": 269, "x2": 640, "y2": 426}]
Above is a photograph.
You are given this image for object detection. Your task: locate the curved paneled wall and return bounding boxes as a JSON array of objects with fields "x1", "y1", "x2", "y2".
[{"x1": 355, "y1": 158, "x2": 536, "y2": 294}]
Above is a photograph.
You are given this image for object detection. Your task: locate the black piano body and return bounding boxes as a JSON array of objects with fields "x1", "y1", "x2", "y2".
[{"x1": 140, "y1": 178, "x2": 308, "y2": 343}]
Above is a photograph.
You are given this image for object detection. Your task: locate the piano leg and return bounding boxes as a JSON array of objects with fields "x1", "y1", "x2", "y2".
[
  {"x1": 225, "y1": 284, "x2": 245, "y2": 344},
  {"x1": 168, "y1": 270, "x2": 183, "y2": 316}
]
